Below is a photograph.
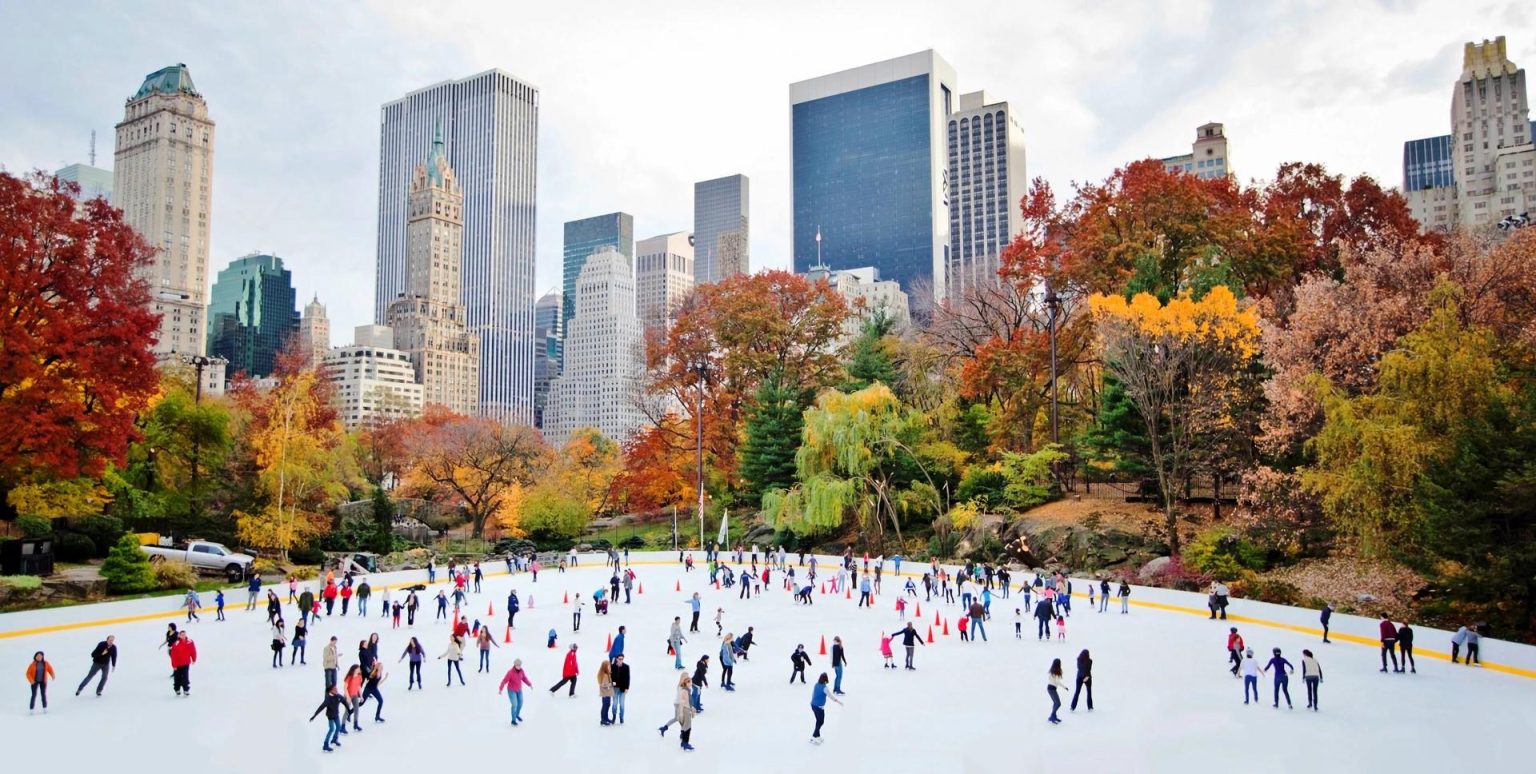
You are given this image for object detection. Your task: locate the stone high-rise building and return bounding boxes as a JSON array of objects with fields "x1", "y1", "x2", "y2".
[
  {"x1": 543, "y1": 246, "x2": 644, "y2": 447},
  {"x1": 375, "y1": 70, "x2": 539, "y2": 424},
  {"x1": 945, "y1": 91, "x2": 1027, "y2": 300},
  {"x1": 386, "y1": 130, "x2": 481, "y2": 415},
  {"x1": 562, "y1": 212, "x2": 634, "y2": 337},
  {"x1": 1403, "y1": 36, "x2": 1535, "y2": 232},
  {"x1": 322, "y1": 325, "x2": 424, "y2": 430},
  {"x1": 299, "y1": 295, "x2": 331, "y2": 369},
  {"x1": 112, "y1": 63, "x2": 215, "y2": 357},
  {"x1": 635, "y1": 231, "x2": 694, "y2": 334},
  {"x1": 533, "y1": 289, "x2": 562, "y2": 429},
  {"x1": 1160, "y1": 122, "x2": 1232, "y2": 180},
  {"x1": 693, "y1": 174, "x2": 749, "y2": 284}
]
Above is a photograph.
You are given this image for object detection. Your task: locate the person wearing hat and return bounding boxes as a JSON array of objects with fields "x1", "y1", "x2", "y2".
[{"x1": 1239, "y1": 648, "x2": 1260, "y2": 704}]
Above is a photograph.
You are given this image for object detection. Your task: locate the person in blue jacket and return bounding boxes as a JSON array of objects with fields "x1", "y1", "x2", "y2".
[
  {"x1": 507, "y1": 590, "x2": 520, "y2": 629},
  {"x1": 809, "y1": 672, "x2": 843, "y2": 744},
  {"x1": 609, "y1": 625, "x2": 626, "y2": 661},
  {"x1": 1262, "y1": 647, "x2": 1294, "y2": 709}
]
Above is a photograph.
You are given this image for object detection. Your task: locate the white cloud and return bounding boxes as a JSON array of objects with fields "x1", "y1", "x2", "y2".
[{"x1": 1, "y1": 0, "x2": 1532, "y2": 337}]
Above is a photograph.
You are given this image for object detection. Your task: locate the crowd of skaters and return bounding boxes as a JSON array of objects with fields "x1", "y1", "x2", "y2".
[{"x1": 13, "y1": 542, "x2": 1504, "y2": 754}]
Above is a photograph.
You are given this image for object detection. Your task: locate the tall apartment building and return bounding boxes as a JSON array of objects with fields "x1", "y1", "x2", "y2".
[
  {"x1": 945, "y1": 91, "x2": 1027, "y2": 300},
  {"x1": 562, "y1": 212, "x2": 634, "y2": 333},
  {"x1": 693, "y1": 175, "x2": 749, "y2": 284},
  {"x1": 1403, "y1": 36, "x2": 1535, "y2": 232},
  {"x1": 385, "y1": 131, "x2": 481, "y2": 415},
  {"x1": 543, "y1": 246, "x2": 645, "y2": 447},
  {"x1": 1160, "y1": 122, "x2": 1232, "y2": 180},
  {"x1": 635, "y1": 231, "x2": 695, "y2": 334},
  {"x1": 112, "y1": 63, "x2": 215, "y2": 357},
  {"x1": 532, "y1": 289, "x2": 562, "y2": 428},
  {"x1": 791, "y1": 50, "x2": 958, "y2": 299},
  {"x1": 375, "y1": 70, "x2": 538, "y2": 424},
  {"x1": 206, "y1": 253, "x2": 298, "y2": 379},
  {"x1": 298, "y1": 295, "x2": 331, "y2": 369},
  {"x1": 322, "y1": 325, "x2": 423, "y2": 430}
]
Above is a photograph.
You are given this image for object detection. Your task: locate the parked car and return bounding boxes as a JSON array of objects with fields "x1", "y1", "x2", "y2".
[{"x1": 142, "y1": 539, "x2": 254, "y2": 582}]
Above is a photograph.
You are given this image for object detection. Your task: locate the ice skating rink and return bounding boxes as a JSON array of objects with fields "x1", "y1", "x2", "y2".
[{"x1": 2, "y1": 552, "x2": 1533, "y2": 773}]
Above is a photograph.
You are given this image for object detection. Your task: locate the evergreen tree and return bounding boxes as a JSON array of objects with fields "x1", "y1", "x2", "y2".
[
  {"x1": 99, "y1": 533, "x2": 156, "y2": 594},
  {"x1": 738, "y1": 375, "x2": 808, "y2": 505},
  {"x1": 370, "y1": 487, "x2": 396, "y2": 554},
  {"x1": 1078, "y1": 373, "x2": 1154, "y2": 483},
  {"x1": 842, "y1": 312, "x2": 898, "y2": 392}
]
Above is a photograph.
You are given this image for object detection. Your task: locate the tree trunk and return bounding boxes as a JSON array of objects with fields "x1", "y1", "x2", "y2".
[
  {"x1": 1165, "y1": 502, "x2": 1180, "y2": 556},
  {"x1": 1211, "y1": 473, "x2": 1222, "y2": 521}
]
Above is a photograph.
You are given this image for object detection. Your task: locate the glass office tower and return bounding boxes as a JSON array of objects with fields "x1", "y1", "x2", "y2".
[
  {"x1": 790, "y1": 50, "x2": 956, "y2": 299},
  {"x1": 561, "y1": 212, "x2": 634, "y2": 338},
  {"x1": 207, "y1": 253, "x2": 298, "y2": 379}
]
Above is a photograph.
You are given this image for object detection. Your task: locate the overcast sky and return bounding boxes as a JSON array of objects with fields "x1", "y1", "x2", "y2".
[{"x1": 2, "y1": 0, "x2": 1532, "y2": 337}]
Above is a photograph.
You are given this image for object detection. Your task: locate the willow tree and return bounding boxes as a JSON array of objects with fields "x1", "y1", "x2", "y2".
[
  {"x1": 762, "y1": 383, "x2": 936, "y2": 549},
  {"x1": 1089, "y1": 285, "x2": 1261, "y2": 554}
]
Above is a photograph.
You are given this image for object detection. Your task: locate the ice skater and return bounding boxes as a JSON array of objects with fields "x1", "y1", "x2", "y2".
[
  {"x1": 1227, "y1": 627, "x2": 1245, "y2": 676},
  {"x1": 184, "y1": 588, "x2": 201, "y2": 622},
  {"x1": 790, "y1": 644, "x2": 812, "y2": 683},
  {"x1": 658, "y1": 672, "x2": 696, "y2": 751},
  {"x1": 890, "y1": 623, "x2": 925, "y2": 670},
  {"x1": 598, "y1": 659, "x2": 616, "y2": 725},
  {"x1": 1047, "y1": 659, "x2": 1064, "y2": 724},
  {"x1": 1301, "y1": 649, "x2": 1323, "y2": 711},
  {"x1": 498, "y1": 658, "x2": 532, "y2": 725},
  {"x1": 399, "y1": 637, "x2": 424, "y2": 689},
  {"x1": 691, "y1": 655, "x2": 709, "y2": 710},
  {"x1": 809, "y1": 672, "x2": 843, "y2": 744},
  {"x1": 1319, "y1": 603, "x2": 1333, "y2": 643},
  {"x1": 169, "y1": 630, "x2": 196, "y2": 696},
  {"x1": 1378, "y1": 614, "x2": 1400, "y2": 673},
  {"x1": 830, "y1": 636, "x2": 847, "y2": 694},
  {"x1": 439, "y1": 635, "x2": 466, "y2": 687},
  {"x1": 1240, "y1": 648, "x2": 1260, "y2": 704},
  {"x1": 1263, "y1": 647, "x2": 1294, "y2": 709},
  {"x1": 25, "y1": 651, "x2": 54, "y2": 713},
  {"x1": 549, "y1": 643, "x2": 580, "y2": 697},
  {"x1": 75, "y1": 636, "x2": 117, "y2": 697},
  {"x1": 688, "y1": 593, "x2": 702, "y2": 633},
  {"x1": 270, "y1": 616, "x2": 287, "y2": 668},
  {"x1": 670, "y1": 617, "x2": 686, "y2": 670},
  {"x1": 1118, "y1": 580, "x2": 1131, "y2": 613},
  {"x1": 1397, "y1": 622, "x2": 1416, "y2": 673},
  {"x1": 1099, "y1": 579, "x2": 1110, "y2": 612},
  {"x1": 880, "y1": 633, "x2": 895, "y2": 668},
  {"x1": 1070, "y1": 649, "x2": 1093, "y2": 711},
  {"x1": 719, "y1": 635, "x2": 737, "y2": 691},
  {"x1": 358, "y1": 661, "x2": 386, "y2": 723},
  {"x1": 476, "y1": 626, "x2": 500, "y2": 672},
  {"x1": 310, "y1": 684, "x2": 346, "y2": 752}
]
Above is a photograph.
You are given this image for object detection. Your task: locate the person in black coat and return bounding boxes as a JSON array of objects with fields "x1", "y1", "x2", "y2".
[
  {"x1": 1397, "y1": 623, "x2": 1416, "y2": 673},
  {"x1": 611, "y1": 654, "x2": 631, "y2": 724},
  {"x1": 75, "y1": 636, "x2": 118, "y2": 696},
  {"x1": 889, "y1": 623, "x2": 926, "y2": 670},
  {"x1": 690, "y1": 655, "x2": 709, "y2": 711},
  {"x1": 309, "y1": 684, "x2": 347, "y2": 752},
  {"x1": 1070, "y1": 649, "x2": 1093, "y2": 711},
  {"x1": 790, "y1": 645, "x2": 812, "y2": 683},
  {"x1": 1319, "y1": 603, "x2": 1333, "y2": 643},
  {"x1": 1034, "y1": 598, "x2": 1055, "y2": 640}
]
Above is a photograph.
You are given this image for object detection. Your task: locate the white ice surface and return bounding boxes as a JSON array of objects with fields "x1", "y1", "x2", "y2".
[{"x1": 1, "y1": 552, "x2": 1533, "y2": 773}]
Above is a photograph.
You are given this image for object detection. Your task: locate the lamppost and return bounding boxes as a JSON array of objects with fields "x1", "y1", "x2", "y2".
[
  {"x1": 692, "y1": 359, "x2": 709, "y2": 549},
  {"x1": 184, "y1": 354, "x2": 213, "y2": 496}
]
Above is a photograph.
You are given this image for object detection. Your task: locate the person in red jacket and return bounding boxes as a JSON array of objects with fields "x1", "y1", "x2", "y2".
[
  {"x1": 340, "y1": 584, "x2": 353, "y2": 616},
  {"x1": 169, "y1": 630, "x2": 198, "y2": 696},
  {"x1": 1227, "y1": 628, "x2": 1245, "y2": 676},
  {"x1": 548, "y1": 643, "x2": 580, "y2": 696},
  {"x1": 323, "y1": 582, "x2": 339, "y2": 616},
  {"x1": 1378, "y1": 614, "x2": 1399, "y2": 673},
  {"x1": 25, "y1": 651, "x2": 55, "y2": 713}
]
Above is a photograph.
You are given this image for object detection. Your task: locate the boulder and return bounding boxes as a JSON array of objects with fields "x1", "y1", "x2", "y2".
[{"x1": 1138, "y1": 556, "x2": 1173, "y2": 581}]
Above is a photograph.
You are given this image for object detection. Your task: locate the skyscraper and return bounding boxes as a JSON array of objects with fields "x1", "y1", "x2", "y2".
[
  {"x1": 1403, "y1": 36, "x2": 1534, "y2": 231},
  {"x1": 376, "y1": 70, "x2": 538, "y2": 424},
  {"x1": 206, "y1": 253, "x2": 298, "y2": 379},
  {"x1": 113, "y1": 63, "x2": 215, "y2": 357},
  {"x1": 945, "y1": 91, "x2": 1027, "y2": 300},
  {"x1": 323, "y1": 325, "x2": 424, "y2": 431},
  {"x1": 386, "y1": 131, "x2": 481, "y2": 416},
  {"x1": 1160, "y1": 122, "x2": 1233, "y2": 180},
  {"x1": 298, "y1": 295, "x2": 331, "y2": 369},
  {"x1": 55, "y1": 163, "x2": 113, "y2": 203},
  {"x1": 533, "y1": 289, "x2": 562, "y2": 428},
  {"x1": 543, "y1": 246, "x2": 644, "y2": 447},
  {"x1": 693, "y1": 174, "x2": 749, "y2": 284},
  {"x1": 791, "y1": 50, "x2": 957, "y2": 299},
  {"x1": 636, "y1": 231, "x2": 695, "y2": 334},
  {"x1": 562, "y1": 212, "x2": 634, "y2": 332}
]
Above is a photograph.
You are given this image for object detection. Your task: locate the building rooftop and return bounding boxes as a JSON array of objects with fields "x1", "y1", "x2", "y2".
[{"x1": 132, "y1": 63, "x2": 199, "y2": 100}]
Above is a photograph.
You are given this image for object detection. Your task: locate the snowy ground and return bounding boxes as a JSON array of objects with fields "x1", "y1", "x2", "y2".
[{"x1": 1, "y1": 551, "x2": 1533, "y2": 773}]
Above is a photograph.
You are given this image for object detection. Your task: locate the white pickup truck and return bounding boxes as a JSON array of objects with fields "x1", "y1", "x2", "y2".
[{"x1": 142, "y1": 540, "x2": 254, "y2": 582}]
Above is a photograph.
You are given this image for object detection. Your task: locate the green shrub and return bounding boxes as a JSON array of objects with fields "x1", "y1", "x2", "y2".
[
  {"x1": 288, "y1": 544, "x2": 325, "y2": 566},
  {"x1": 1183, "y1": 526, "x2": 1266, "y2": 579},
  {"x1": 152, "y1": 561, "x2": 199, "y2": 590},
  {"x1": 56, "y1": 533, "x2": 97, "y2": 562},
  {"x1": 16, "y1": 515, "x2": 52, "y2": 538},
  {"x1": 99, "y1": 533, "x2": 156, "y2": 594},
  {"x1": 956, "y1": 466, "x2": 1008, "y2": 505},
  {"x1": 618, "y1": 535, "x2": 647, "y2": 550},
  {"x1": 492, "y1": 538, "x2": 537, "y2": 556},
  {"x1": 586, "y1": 538, "x2": 613, "y2": 551}
]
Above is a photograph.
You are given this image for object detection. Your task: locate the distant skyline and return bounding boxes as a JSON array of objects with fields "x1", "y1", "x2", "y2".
[{"x1": 1, "y1": 0, "x2": 1532, "y2": 337}]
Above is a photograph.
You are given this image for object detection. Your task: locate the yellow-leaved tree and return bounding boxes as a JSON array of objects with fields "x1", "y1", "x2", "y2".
[{"x1": 1088, "y1": 285, "x2": 1260, "y2": 553}]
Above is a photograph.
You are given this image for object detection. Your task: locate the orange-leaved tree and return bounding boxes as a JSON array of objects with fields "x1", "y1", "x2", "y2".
[{"x1": 401, "y1": 408, "x2": 548, "y2": 539}]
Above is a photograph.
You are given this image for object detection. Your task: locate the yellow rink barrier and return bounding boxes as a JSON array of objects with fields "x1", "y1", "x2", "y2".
[{"x1": 2, "y1": 559, "x2": 1531, "y2": 680}]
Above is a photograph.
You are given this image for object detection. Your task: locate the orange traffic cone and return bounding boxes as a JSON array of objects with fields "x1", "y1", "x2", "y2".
[
  {"x1": 916, "y1": 603, "x2": 921, "y2": 618},
  {"x1": 942, "y1": 618, "x2": 950, "y2": 636},
  {"x1": 487, "y1": 602, "x2": 494, "y2": 616},
  {"x1": 932, "y1": 610, "x2": 939, "y2": 626},
  {"x1": 820, "y1": 583, "x2": 826, "y2": 595},
  {"x1": 819, "y1": 635, "x2": 827, "y2": 655},
  {"x1": 605, "y1": 632, "x2": 613, "y2": 651},
  {"x1": 675, "y1": 579, "x2": 681, "y2": 592},
  {"x1": 504, "y1": 626, "x2": 512, "y2": 644},
  {"x1": 845, "y1": 586, "x2": 851, "y2": 599},
  {"x1": 714, "y1": 579, "x2": 720, "y2": 590},
  {"x1": 926, "y1": 626, "x2": 935, "y2": 643},
  {"x1": 562, "y1": 591, "x2": 569, "y2": 605},
  {"x1": 638, "y1": 583, "x2": 643, "y2": 594}
]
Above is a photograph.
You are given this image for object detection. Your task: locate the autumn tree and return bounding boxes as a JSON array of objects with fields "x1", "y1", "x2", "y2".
[
  {"x1": 403, "y1": 409, "x2": 547, "y2": 539},
  {"x1": 0, "y1": 172, "x2": 160, "y2": 520},
  {"x1": 1089, "y1": 286, "x2": 1261, "y2": 553},
  {"x1": 611, "y1": 420, "x2": 695, "y2": 514},
  {"x1": 549, "y1": 428, "x2": 621, "y2": 515},
  {"x1": 233, "y1": 364, "x2": 358, "y2": 558}
]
